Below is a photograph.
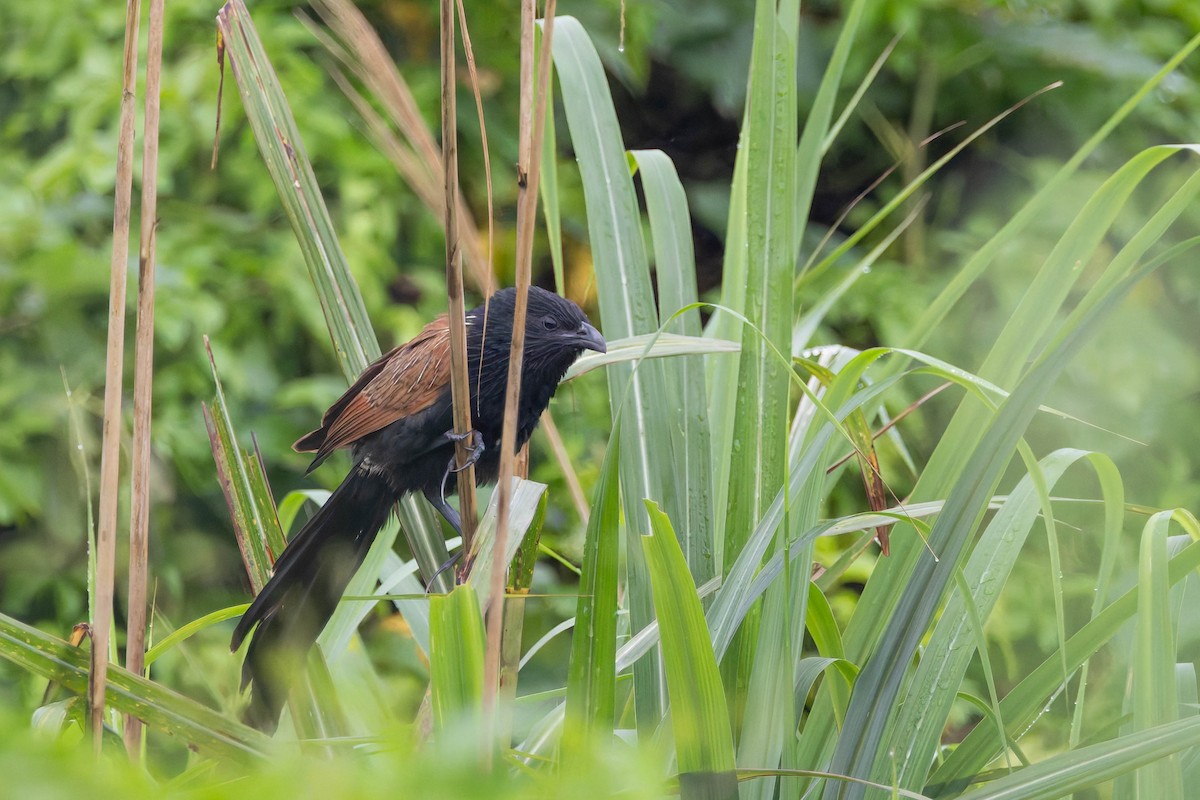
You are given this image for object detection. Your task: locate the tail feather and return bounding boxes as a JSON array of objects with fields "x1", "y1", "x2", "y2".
[{"x1": 231, "y1": 467, "x2": 394, "y2": 732}]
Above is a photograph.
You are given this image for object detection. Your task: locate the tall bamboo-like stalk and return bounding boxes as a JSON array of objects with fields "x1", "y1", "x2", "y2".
[
  {"x1": 440, "y1": 0, "x2": 479, "y2": 558},
  {"x1": 483, "y1": 0, "x2": 557, "y2": 742},
  {"x1": 124, "y1": 0, "x2": 165, "y2": 758},
  {"x1": 91, "y1": 0, "x2": 142, "y2": 749}
]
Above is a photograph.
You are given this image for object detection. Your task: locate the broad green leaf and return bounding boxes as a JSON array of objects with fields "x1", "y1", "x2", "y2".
[
  {"x1": 202, "y1": 341, "x2": 286, "y2": 592},
  {"x1": 465, "y1": 478, "x2": 549, "y2": 612},
  {"x1": 721, "y1": 0, "x2": 797, "y2": 750},
  {"x1": 0, "y1": 611, "x2": 270, "y2": 762},
  {"x1": 563, "y1": 431, "x2": 622, "y2": 759},
  {"x1": 1134, "y1": 511, "x2": 1185, "y2": 798},
  {"x1": 429, "y1": 585, "x2": 486, "y2": 731},
  {"x1": 930, "y1": 531, "x2": 1200, "y2": 788},
  {"x1": 565, "y1": 334, "x2": 739, "y2": 381},
  {"x1": 891, "y1": 449, "x2": 1121, "y2": 789},
  {"x1": 631, "y1": 149, "x2": 715, "y2": 588},
  {"x1": 552, "y1": 14, "x2": 673, "y2": 732},
  {"x1": 643, "y1": 502, "x2": 737, "y2": 799},
  {"x1": 947, "y1": 717, "x2": 1200, "y2": 800}
]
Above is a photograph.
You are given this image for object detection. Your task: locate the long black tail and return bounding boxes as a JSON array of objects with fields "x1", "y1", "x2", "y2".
[{"x1": 231, "y1": 467, "x2": 394, "y2": 732}]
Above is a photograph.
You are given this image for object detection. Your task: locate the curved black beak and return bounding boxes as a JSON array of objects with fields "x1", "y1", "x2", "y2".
[{"x1": 578, "y1": 320, "x2": 607, "y2": 354}]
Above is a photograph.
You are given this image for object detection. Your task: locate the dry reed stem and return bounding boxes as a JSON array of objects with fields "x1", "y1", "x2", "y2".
[
  {"x1": 309, "y1": 0, "x2": 488, "y2": 292},
  {"x1": 540, "y1": 410, "x2": 588, "y2": 523},
  {"x1": 455, "y1": 0, "x2": 494, "y2": 300},
  {"x1": 440, "y1": 0, "x2": 479, "y2": 554},
  {"x1": 484, "y1": 0, "x2": 557, "y2": 739},
  {"x1": 92, "y1": 0, "x2": 142, "y2": 750},
  {"x1": 124, "y1": 0, "x2": 166, "y2": 758}
]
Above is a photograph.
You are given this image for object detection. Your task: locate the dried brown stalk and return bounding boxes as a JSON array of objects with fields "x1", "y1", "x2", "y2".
[
  {"x1": 540, "y1": 410, "x2": 588, "y2": 523},
  {"x1": 440, "y1": 0, "x2": 480, "y2": 555},
  {"x1": 124, "y1": 0, "x2": 166, "y2": 758},
  {"x1": 455, "y1": 0, "x2": 495, "y2": 300},
  {"x1": 483, "y1": 0, "x2": 557, "y2": 739},
  {"x1": 92, "y1": 0, "x2": 142, "y2": 749}
]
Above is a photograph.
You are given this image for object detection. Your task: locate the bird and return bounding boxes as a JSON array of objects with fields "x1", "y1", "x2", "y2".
[{"x1": 230, "y1": 285, "x2": 606, "y2": 731}]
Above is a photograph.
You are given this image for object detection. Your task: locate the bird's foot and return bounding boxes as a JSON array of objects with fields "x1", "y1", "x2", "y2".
[
  {"x1": 439, "y1": 429, "x2": 484, "y2": 502},
  {"x1": 443, "y1": 428, "x2": 484, "y2": 473}
]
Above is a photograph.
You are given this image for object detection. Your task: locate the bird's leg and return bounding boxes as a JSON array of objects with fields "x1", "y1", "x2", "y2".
[
  {"x1": 421, "y1": 484, "x2": 464, "y2": 592},
  {"x1": 422, "y1": 484, "x2": 462, "y2": 536},
  {"x1": 423, "y1": 431, "x2": 484, "y2": 590}
]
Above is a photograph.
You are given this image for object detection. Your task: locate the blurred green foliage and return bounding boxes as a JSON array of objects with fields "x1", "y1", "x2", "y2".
[{"x1": 2, "y1": 0, "x2": 1199, "y2": 763}]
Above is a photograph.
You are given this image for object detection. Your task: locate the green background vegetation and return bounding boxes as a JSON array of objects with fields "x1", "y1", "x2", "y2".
[{"x1": 2, "y1": 0, "x2": 1200, "y2": 797}]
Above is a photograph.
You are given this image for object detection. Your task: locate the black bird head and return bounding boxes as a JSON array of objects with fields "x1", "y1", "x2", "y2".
[
  {"x1": 467, "y1": 286, "x2": 606, "y2": 385},
  {"x1": 522, "y1": 284, "x2": 607, "y2": 355}
]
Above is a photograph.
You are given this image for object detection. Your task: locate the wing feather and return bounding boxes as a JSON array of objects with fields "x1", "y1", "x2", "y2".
[{"x1": 294, "y1": 316, "x2": 451, "y2": 468}]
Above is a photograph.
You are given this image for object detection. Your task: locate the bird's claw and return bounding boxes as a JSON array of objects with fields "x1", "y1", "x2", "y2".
[
  {"x1": 426, "y1": 550, "x2": 464, "y2": 591},
  {"x1": 440, "y1": 429, "x2": 484, "y2": 503},
  {"x1": 445, "y1": 428, "x2": 484, "y2": 473}
]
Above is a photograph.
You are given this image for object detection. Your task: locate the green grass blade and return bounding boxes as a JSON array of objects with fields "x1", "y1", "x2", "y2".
[
  {"x1": 823, "y1": 263, "x2": 1151, "y2": 798},
  {"x1": 819, "y1": 147, "x2": 1200, "y2": 794},
  {"x1": 947, "y1": 718, "x2": 1200, "y2": 800},
  {"x1": 565, "y1": 333, "x2": 739, "y2": 381},
  {"x1": 1134, "y1": 511, "x2": 1184, "y2": 798},
  {"x1": 0, "y1": 611, "x2": 270, "y2": 762},
  {"x1": 707, "y1": 365, "x2": 900, "y2": 661},
  {"x1": 899, "y1": 31, "x2": 1200, "y2": 357},
  {"x1": 203, "y1": 341, "x2": 286, "y2": 592},
  {"x1": 929, "y1": 530, "x2": 1200, "y2": 789},
  {"x1": 1069, "y1": 455, "x2": 1126, "y2": 747},
  {"x1": 276, "y1": 489, "x2": 330, "y2": 538},
  {"x1": 793, "y1": 0, "x2": 865, "y2": 258},
  {"x1": 551, "y1": 14, "x2": 673, "y2": 732},
  {"x1": 429, "y1": 585, "x2": 486, "y2": 732},
  {"x1": 643, "y1": 501, "x2": 737, "y2": 799},
  {"x1": 805, "y1": 582, "x2": 853, "y2": 729},
  {"x1": 631, "y1": 149, "x2": 715, "y2": 587},
  {"x1": 735, "y1": 570, "x2": 799, "y2": 800},
  {"x1": 144, "y1": 604, "x2": 249, "y2": 667},
  {"x1": 705, "y1": 143, "x2": 748, "y2": 566},
  {"x1": 563, "y1": 431, "x2": 622, "y2": 759},
  {"x1": 891, "y1": 449, "x2": 1117, "y2": 790},
  {"x1": 821, "y1": 34, "x2": 899, "y2": 155},
  {"x1": 721, "y1": 0, "x2": 797, "y2": 737}
]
